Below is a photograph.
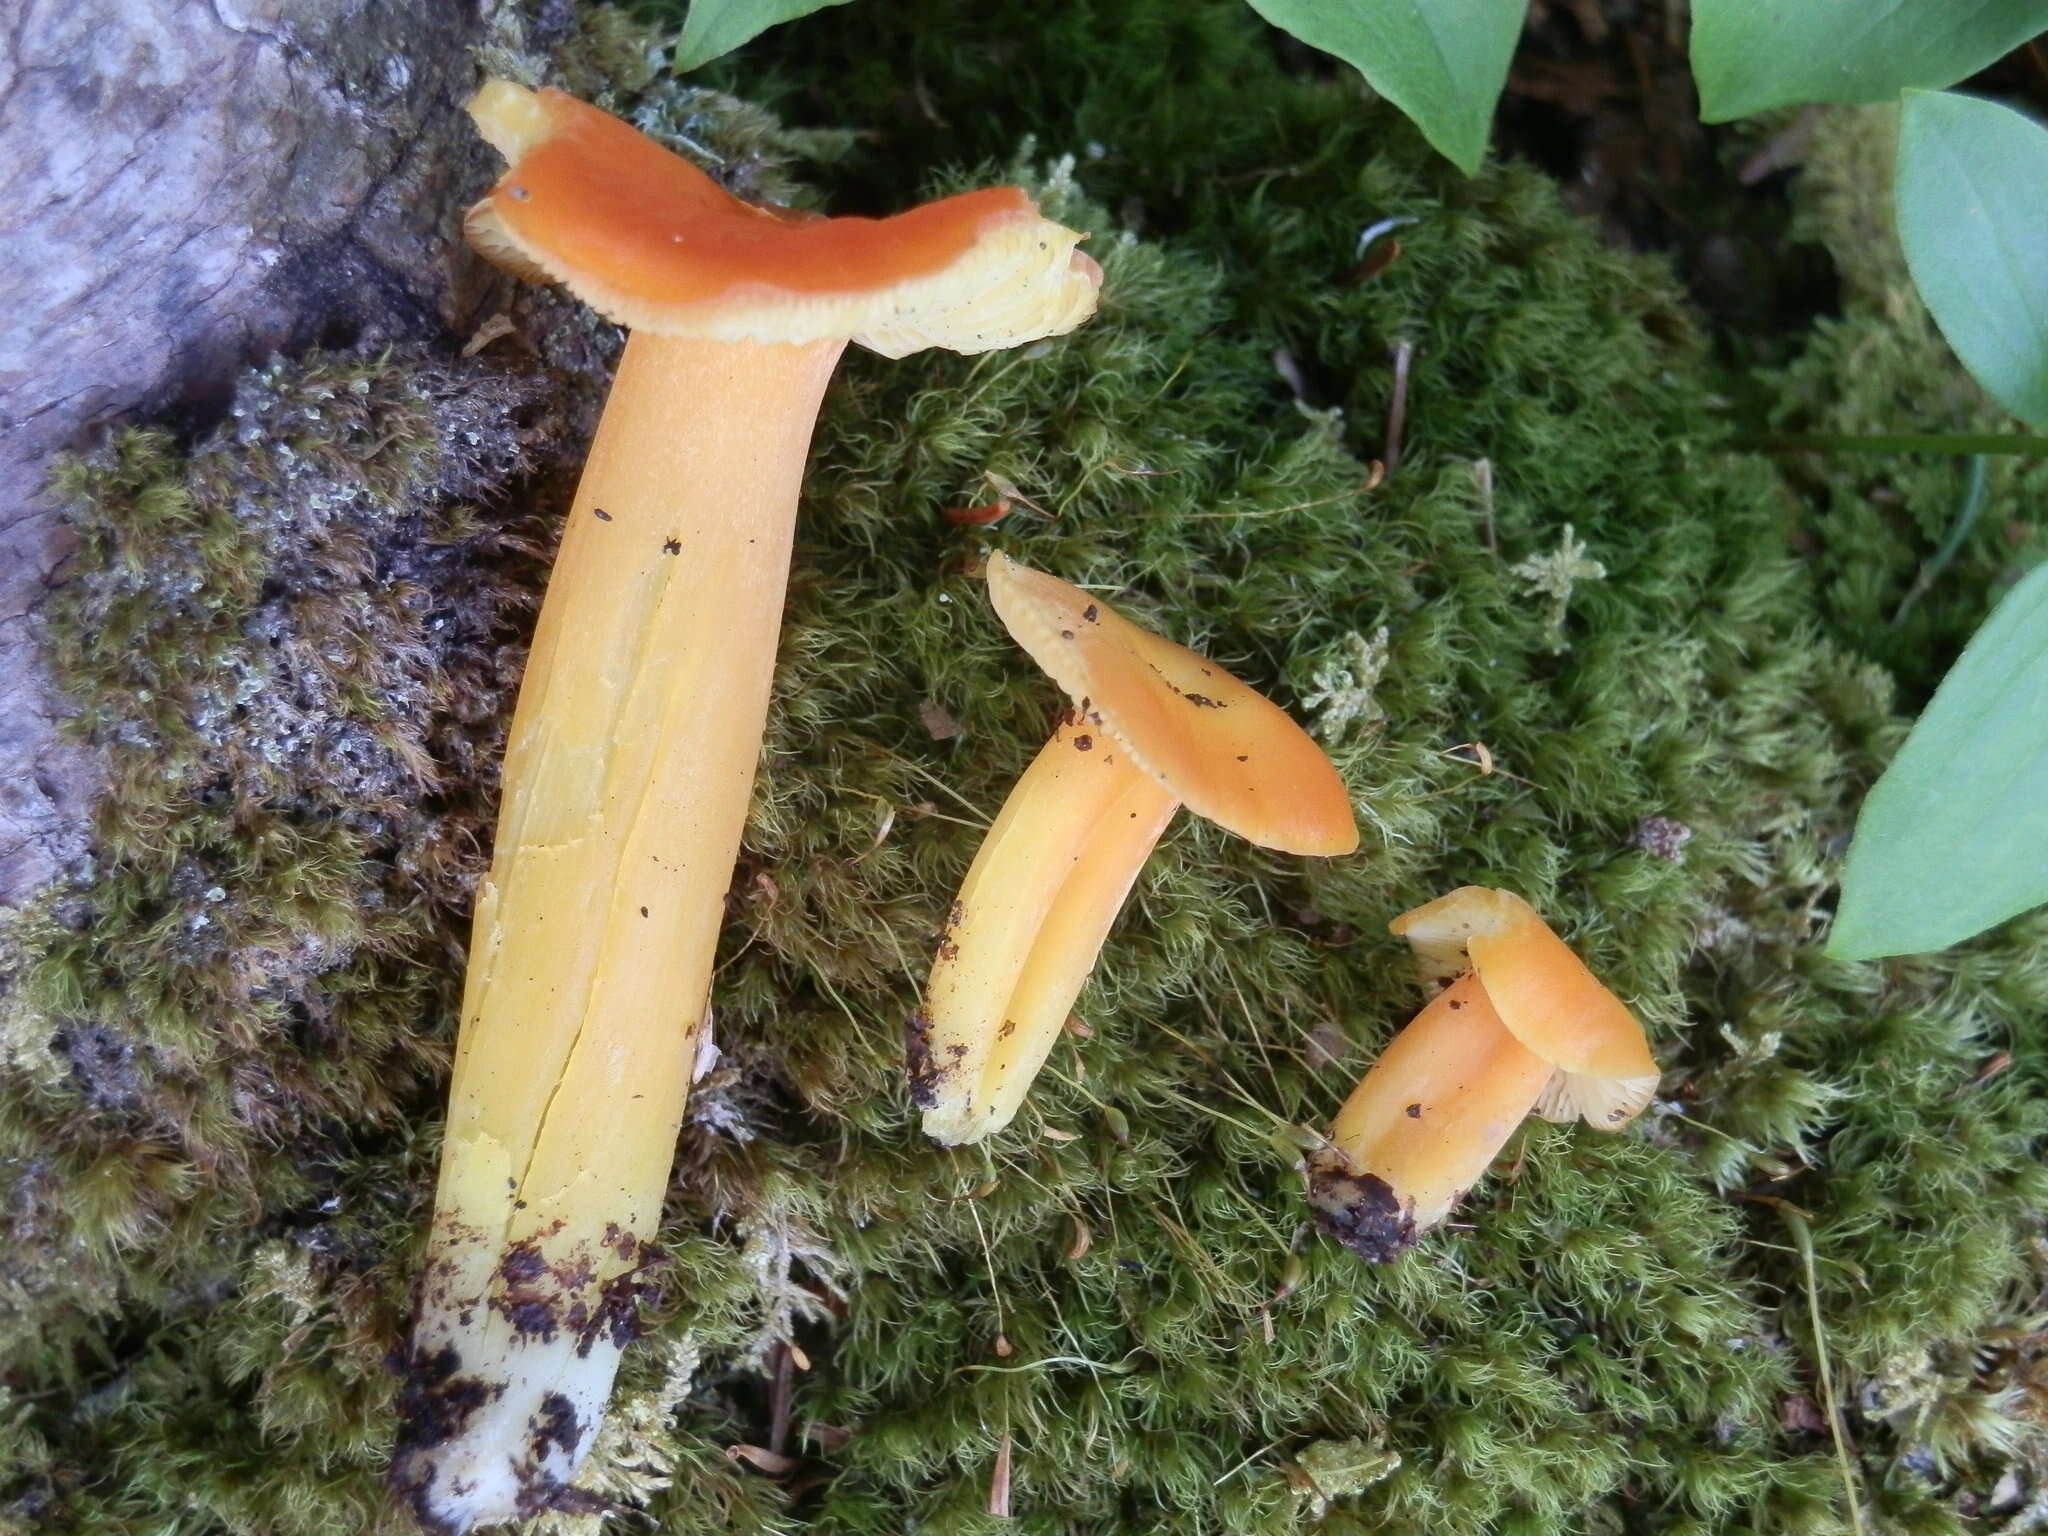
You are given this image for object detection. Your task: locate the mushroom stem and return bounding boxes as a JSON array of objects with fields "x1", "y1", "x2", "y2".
[
  {"x1": 396, "y1": 332, "x2": 844, "y2": 1531},
  {"x1": 1306, "y1": 973, "x2": 1554, "y2": 1263},
  {"x1": 915, "y1": 715, "x2": 1179, "y2": 1145}
]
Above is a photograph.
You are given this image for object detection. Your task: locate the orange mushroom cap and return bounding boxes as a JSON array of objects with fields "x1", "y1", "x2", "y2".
[
  {"x1": 462, "y1": 81, "x2": 1100, "y2": 357},
  {"x1": 986, "y1": 553, "x2": 1358, "y2": 857},
  {"x1": 1389, "y1": 886, "x2": 1659, "y2": 1129}
]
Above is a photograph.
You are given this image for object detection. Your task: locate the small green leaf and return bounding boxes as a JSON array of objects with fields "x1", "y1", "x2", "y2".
[
  {"x1": 1691, "y1": 0, "x2": 2048, "y2": 122},
  {"x1": 675, "y1": 0, "x2": 856, "y2": 72},
  {"x1": 1895, "y1": 89, "x2": 2048, "y2": 431},
  {"x1": 1241, "y1": 0, "x2": 1526, "y2": 175},
  {"x1": 1830, "y1": 561, "x2": 2048, "y2": 960}
]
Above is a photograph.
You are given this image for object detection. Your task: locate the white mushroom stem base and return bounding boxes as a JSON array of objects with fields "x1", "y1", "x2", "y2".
[
  {"x1": 394, "y1": 332, "x2": 846, "y2": 1533},
  {"x1": 1306, "y1": 972, "x2": 1553, "y2": 1263},
  {"x1": 914, "y1": 716, "x2": 1179, "y2": 1145}
]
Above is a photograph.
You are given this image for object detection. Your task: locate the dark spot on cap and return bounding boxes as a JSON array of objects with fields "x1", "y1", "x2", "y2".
[
  {"x1": 1060, "y1": 629, "x2": 1075, "y2": 640},
  {"x1": 1082, "y1": 604, "x2": 1099, "y2": 622},
  {"x1": 592, "y1": 507, "x2": 612, "y2": 521},
  {"x1": 1405, "y1": 1103, "x2": 1423, "y2": 1119},
  {"x1": 1236, "y1": 755, "x2": 1249, "y2": 763},
  {"x1": 998, "y1": 1019, "x2": 1016, "y2": 1039},
  {"x1": 1448, "y1": 998, "x2": 1463, "y2": 1010},
  {"x1": 639, "y1": 906, "x2": 649, "y2": 918},
  {"x1": 1305, "y1": 1149, "x2": 1417, "y2": 1264},
  {"x1": 662, "y1": 537, "x2": 681, "y2": 555},
  {"x1": 1183, "y1": 692, "x2": 1223, "y2": 709},
  {"x1": 1074, "y1": 734, "x2": 1093, "y2": 751}
]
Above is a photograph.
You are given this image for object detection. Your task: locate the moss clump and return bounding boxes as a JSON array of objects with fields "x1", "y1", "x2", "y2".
[
  {"x1": 0, "y1": 353, "x2": 562, "y2": 1526},
  {"x1": 2, "y1": 355, "x2": 546, "y2": 1329},
  {"x1": 4, "y1": 3, "x2": 2045, "y2": 1533}
]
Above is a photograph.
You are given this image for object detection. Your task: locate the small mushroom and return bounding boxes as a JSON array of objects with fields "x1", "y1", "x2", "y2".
[
  {"x1": 1307, "y1": 886, "x2": 1660, "y2": 1262},
  {"x1": 398, "y1": 85, "x2": 1099, "y2": 1533},
  {"x1": 913, "y1": 554, "x2": 1356, "y2": 1145}
]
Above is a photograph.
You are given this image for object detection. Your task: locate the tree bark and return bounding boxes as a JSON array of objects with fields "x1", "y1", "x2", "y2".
[{"x1": 0, "y1": 0, "x2": 492, "y2": 906}]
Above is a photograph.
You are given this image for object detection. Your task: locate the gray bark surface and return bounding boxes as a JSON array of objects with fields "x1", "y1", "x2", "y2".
[{"x1": 0, "y1": 0, "x2": 491, "y2": 906}]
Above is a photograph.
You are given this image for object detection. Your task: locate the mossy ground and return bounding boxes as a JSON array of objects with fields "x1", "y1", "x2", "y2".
[{"x1": 3, "y1": 4, "x2": 2045, "y2": 1534}]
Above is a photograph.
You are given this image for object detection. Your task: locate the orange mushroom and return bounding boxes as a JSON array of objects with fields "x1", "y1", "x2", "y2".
[
  {"x1": 1307, "y1": 887, "x2": 1659, "y2": 1262},
  {"x1": 913, "y1": 554, "x2": 1356, "y2": 1145},
  {"x1": 395, "y1": 84, "x2": 1098, "y2": 1532}
]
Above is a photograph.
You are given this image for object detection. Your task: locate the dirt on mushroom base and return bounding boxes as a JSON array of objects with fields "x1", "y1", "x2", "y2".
[{"x1": 3, "y1": 2, "x2": 2047, "y2": 1533}]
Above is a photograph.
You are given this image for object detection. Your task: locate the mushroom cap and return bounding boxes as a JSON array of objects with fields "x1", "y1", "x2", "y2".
[
  {"x1": 462, "y1": 81, "x2": 1100, "y2": 358},
  {"x1": 1389, "y1": 886, "x2": 1659, "y2": 1130},
  {"x1": 986, "y1": 553, "x2": 1358, "y2": 857}
]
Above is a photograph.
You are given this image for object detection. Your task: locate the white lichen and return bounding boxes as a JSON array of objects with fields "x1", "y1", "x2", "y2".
[
  {"x1": 1511, "y1": 523, "x2": 1607, "y2": 652},
  {"x1": 1302, "y1": 628, "x2": 1391, "y2": 743},
  {"x1": 534, "y1": 1333, "x2": 703, "y2": 1535}
]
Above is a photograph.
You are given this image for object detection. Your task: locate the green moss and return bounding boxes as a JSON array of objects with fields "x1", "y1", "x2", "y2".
[
  {"x1": 1769, "y1": 106, "x2": 2048, "y2": 702},
  {"x1": 3, "y1": 3, "x2": 2044, "y2": 1533}
]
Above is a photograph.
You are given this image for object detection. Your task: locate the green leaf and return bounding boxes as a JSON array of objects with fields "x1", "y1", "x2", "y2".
[
  {"x1": 1690, "y1": 0, "x2": 2048, "y2": 122},
  {"x1": 1895, "y1": 89, "x2": 2048, "y2": 431},
  {"x1": 675, "y1": 0, "x2": 856, "y2": 72},
  {"x1": 1241, "y1": 0, "x2": 1526, "y2": 175},
  {"x1": 1830, "y1": 560, "x2": 2048, "y2": 960}
]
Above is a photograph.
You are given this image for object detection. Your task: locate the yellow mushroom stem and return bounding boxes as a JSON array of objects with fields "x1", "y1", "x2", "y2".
[
  {"x1": 1306, "y1": 973, "x2": 1554, "y2": 1263},
  {"x1": 914, "y1": 715, "x2": 1178, "y2": 1145},
  {"x1": 396, "y1": 332, "x2": 843, "y2": 1525}
]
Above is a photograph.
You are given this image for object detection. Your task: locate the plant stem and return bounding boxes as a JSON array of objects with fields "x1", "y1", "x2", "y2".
[
  {"x1": 1777, "y1": 1201, "x2": 1870, "y2": 1536},
  {"x1": 1740, "y1": 432, "x2": 2046, "y2": 457},
  {"x1": 396, "y1": 331, "x2": 845, "y2": 1533},
  {"x1": 1892, "y1": 455, "x2": 1989, "y2": 626}
]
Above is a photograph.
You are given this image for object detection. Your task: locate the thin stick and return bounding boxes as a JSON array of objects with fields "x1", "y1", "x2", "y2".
[
  {"x1": 1212, "y1": 1441, "x2": 1279, "y2": 1488},
  {"x1": 1385, "y1": 341, "x2": 1414, "y2": 475},
  {"x1": 1472, "y1": 458, "x2": 1496, "y2": 551},
  {"x1": 768, "y1": 1342, "x2": 794, "y2": 1456},
  {"x1": 967, "y1": 1197, "x2": 1007, "y2": 1344},
  {"x1": 987, "y1": 1431, "x2": 1013, "y2": 1517}
]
